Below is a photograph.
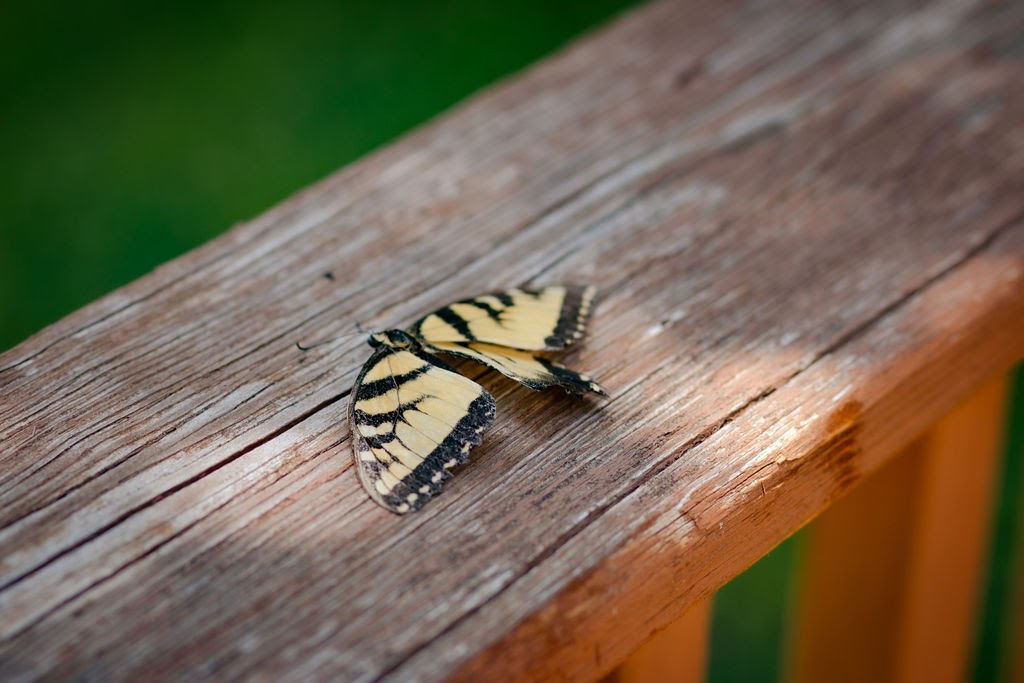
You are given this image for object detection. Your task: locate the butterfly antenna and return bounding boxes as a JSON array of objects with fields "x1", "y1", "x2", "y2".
[{"x1": 295, "y1": 329, "x2": 364, "y2": 352}]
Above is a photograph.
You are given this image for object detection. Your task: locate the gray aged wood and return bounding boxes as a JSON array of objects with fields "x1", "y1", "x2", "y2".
[{"x1": 2, "y1": 0, "x2": 1024, "y2": 680}]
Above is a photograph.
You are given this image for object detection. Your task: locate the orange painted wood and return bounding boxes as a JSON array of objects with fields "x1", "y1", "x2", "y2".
[
  {"x1": 789, "y1": 374, "x2": 1008, "y2": 683},
  {"x1": 894, "y1": 374, "x2": 1008, "y2": 682},
  {"x1": 1, "y1": 0, "x2": 1024, "y2": 680},
  {"x1": 788, "y1": 438, "x2": 925, "y2": 682},
  {"x1": 613, "y1": 598, "x2": 710, "y2": 683}
]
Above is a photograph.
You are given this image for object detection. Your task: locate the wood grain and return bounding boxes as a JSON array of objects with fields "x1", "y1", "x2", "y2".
[{"x1": 2, "y1": 0, "x2": 1023, "y2": 680}]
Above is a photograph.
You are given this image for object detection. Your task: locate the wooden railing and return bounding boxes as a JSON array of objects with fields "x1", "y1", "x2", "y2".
[
  {"x1": 614, "y1": 374, "x2": 1018, "y2": 682},
  {"x1": 2, "y1": 0, "x2": 1022, "y2": 680}
]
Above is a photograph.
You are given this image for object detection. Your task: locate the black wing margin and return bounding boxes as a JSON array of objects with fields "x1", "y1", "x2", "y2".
[
  {"x1": 409, "y1": 285, "x2": 598, "y2": 351},
  {"x1": 349, "y1": 348, "x2": 496, "y2": 514}
]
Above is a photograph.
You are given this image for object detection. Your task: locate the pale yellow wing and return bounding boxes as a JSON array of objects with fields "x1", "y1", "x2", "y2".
[
  {"x1": 349, "y1": 349, "x2": 496, "y2": 514},
  {"x1": 425, "y1": 341, "x2": 606, "y2": 395},
  {"x1": 409, "y1": 285, "x2": 596, "y2": 351}
]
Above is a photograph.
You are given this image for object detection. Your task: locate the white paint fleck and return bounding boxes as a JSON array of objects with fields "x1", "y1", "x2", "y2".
[
  {"x1": 778, "y1": 330, "x2": 800, "y2": 347},
  {"x1": 870, "y1": 0, "x2": 973, "y2": 64},
  {"x1": 720, "y1": 102, "x2": 801, "y2": 147},
  {"x1": 832, "y1": 385, "x2": 853, "y2": 402},
  {"x1": 644, "y1": 322, "x2": 664, "y2": 338},
  {"x1": 645, "y1": 308, "x2": 689, "y2": 339}
]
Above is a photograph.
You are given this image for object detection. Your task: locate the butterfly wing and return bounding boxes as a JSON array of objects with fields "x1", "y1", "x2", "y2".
[
  {"x1": 409, "y1": 285, "x2": 596, "y2": 351},
  {"x1": 410, "y1": 285, "x2": 604, "y2": 395},
  {"x1": 425, "y1": 341, "x2": 606, "y2": 395},
  {"x1": 349, "y1": 348, "x2": 496, "y2": 514}
]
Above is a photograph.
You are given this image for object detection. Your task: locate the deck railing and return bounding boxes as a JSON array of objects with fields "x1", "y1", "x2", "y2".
[
  {"x1": 2, "y1": 0, "x2": 1022, "y2": 680},
  {"x1": 612, "y1": 373, "x2": 1020, "y2": 682}
]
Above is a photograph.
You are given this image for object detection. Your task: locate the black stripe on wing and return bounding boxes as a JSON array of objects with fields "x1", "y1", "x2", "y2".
[
  {"x1": 376, "y1": 393, "x2": 495, "y2": 513},
  {"x1": 424, "y1": 341, "x2": 606, "y2": 396},
  {"x1": 543, "y1": 285, "x2": 597, "y2": 349},
  {"x1": 349, "y1": 347, "x2": 496, "y2": 514}
]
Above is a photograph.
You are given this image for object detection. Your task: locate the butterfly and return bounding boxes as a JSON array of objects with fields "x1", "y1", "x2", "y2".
[{"x1": 349, "y1": 285, "x2": 605, "y2": 514}]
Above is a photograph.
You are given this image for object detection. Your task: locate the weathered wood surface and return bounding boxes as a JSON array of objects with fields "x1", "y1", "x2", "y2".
[{"x1": 2, "y1": 0, "x2": 1023, "y2": 680}]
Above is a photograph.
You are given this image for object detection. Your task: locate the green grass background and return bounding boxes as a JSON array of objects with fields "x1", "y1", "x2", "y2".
[{"x1": 2, "y1": 2, "x2": 1020, "y2": 680}]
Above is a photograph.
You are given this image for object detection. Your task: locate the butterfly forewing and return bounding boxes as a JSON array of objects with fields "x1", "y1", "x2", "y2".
[
  {"x1": 350, "y1": 348, "x2": 496, "y2": 514},
  {"x1": 425, "y1": 341, "x2": 606, "y2": 395},
  {"x1": 410, "y1": 285, "x2": 596, "y2": 351}
]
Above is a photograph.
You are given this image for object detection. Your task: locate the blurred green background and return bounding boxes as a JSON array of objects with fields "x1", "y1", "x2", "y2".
[
  {"x1": 1, "y1": 0, "x2": 641, "y2": 351},
  {"x1": 2, "y1": 2, "x2": 1020, "y2": 681}
]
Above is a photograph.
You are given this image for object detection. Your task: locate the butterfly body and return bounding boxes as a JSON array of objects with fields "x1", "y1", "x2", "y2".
[
  {"x1": 350, "y1": 285, "x2": 604, "y2": 514},
  {"x1": 367, "y1": 328, "x2": 419, "y2": 351}
]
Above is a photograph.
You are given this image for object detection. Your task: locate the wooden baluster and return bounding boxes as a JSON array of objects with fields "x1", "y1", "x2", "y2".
[
  {"x1": 789, "y1": 374, "x2": 1009, "y2": 683},
  {"x1": 612, "y1": 598, "x2": 711, "y2": 683}
]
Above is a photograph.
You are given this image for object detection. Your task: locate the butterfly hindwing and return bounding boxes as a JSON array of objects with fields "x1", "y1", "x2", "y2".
[
  {"x1": 424, "y1": 341, "x2": 606, "y2": 395},
  {"x1": 410, "y1": 285, "x2": 596, "y2": 351},
  {"x1": 349, "y1": 348, "x2": 496, "y2": 514}
]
